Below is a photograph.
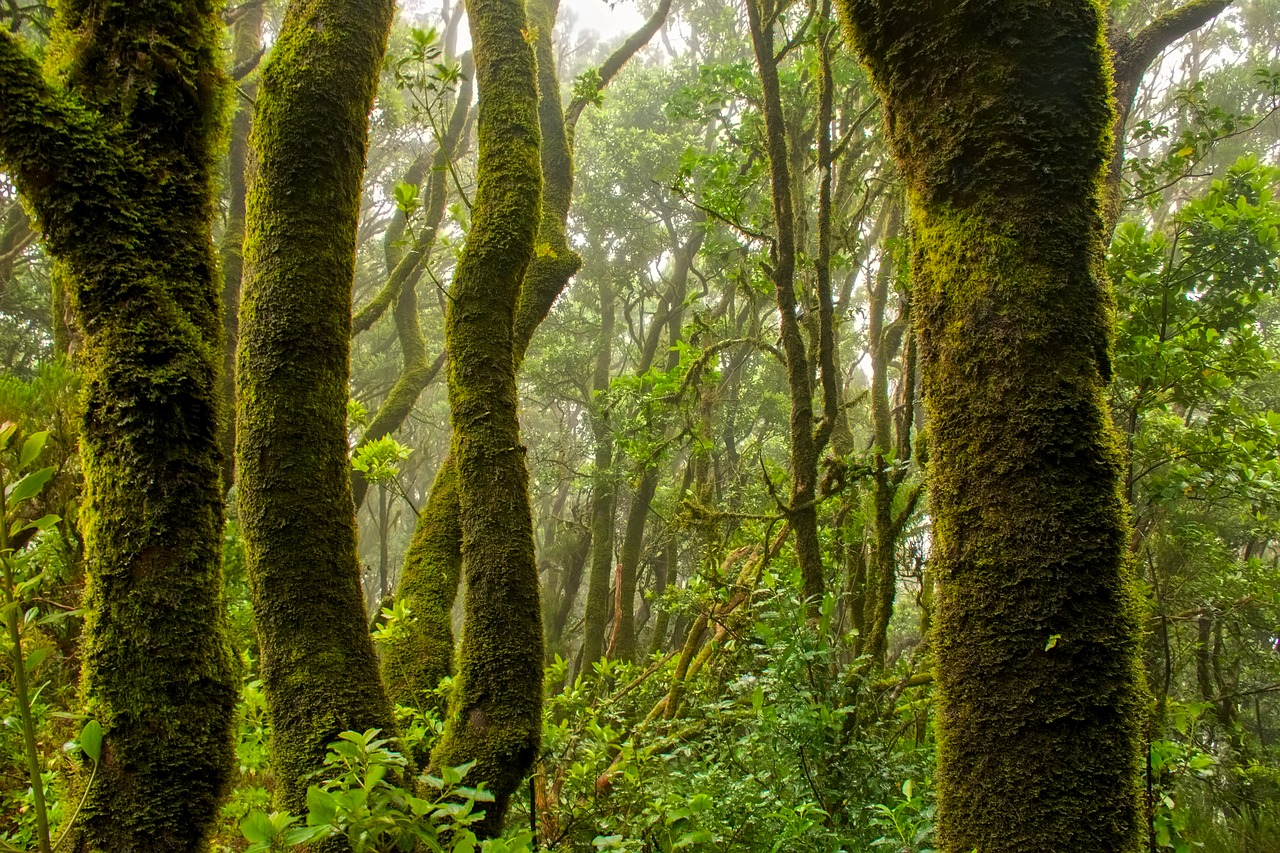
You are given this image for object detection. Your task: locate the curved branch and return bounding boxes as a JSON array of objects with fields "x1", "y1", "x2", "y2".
[
  {"x1": 1105, "y1": 0, "x2": 1234, "y2": 233},
  {"x1": 564, "y1": 0, "x2": 673, "y2": 131},
  {"x1": 1112, "y1": 0, "x2": 1233, "y2": 94}
]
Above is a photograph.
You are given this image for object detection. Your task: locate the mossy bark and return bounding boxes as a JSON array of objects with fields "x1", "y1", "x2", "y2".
[
  {"x1": 0, "y1": 3, "x2": 236, "y2": 848},
  {"x1": 426, "y1": 0, "x2": 543, "y2": 835},
  {"x1": 381, "y1": 460, "x2": 462, "y2": 723},
  {"x1": 388, "y1": 0, "x2": 594, "y2": 712},
  {"x1": 236, "y1": 0, "x2": 396, "y2": 816},
  {"x1": 837, "y1": 2, "x2": 1145, "y2": 849}
]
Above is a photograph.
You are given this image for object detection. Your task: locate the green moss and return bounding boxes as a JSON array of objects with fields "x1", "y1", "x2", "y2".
[
  {"x1": 837, "y1": 2, "x2": 1144, "y2": 850},
  {"x1": 236, "y1": 0, "x2": 397, "y2": 818},
  {"x1": 512, "y1": 0, "x2": 583, "y2": 362},
  {"x1": 381, "y1": 460, "x2": 462, "y2": 728},
  {"x1": 427, "y1": 0, "x2": 543, "y2": 837},
  {"x1": 2, "y1": 4, "x2": 237, "y2": 848}
]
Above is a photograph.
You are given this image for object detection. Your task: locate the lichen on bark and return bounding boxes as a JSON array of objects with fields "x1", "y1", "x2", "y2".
[{"x1": 836, "y1": 1, "x2": 1146, "y2": 849}]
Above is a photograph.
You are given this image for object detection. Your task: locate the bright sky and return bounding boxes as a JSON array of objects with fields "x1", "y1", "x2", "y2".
[
  {"x1": 562, "y1": 0, "x2": 647, "y2": 39},
  {"x1": 401, "y1": 0, "x2": 648, "y2": 49}
]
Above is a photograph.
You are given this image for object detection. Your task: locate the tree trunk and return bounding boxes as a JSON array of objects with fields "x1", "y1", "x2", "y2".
[
  {"x1": 837, "y1": 2, "x2": 1145, "y2": 849},
  {"x1": 746, "y1": 0, "x2": 826, "y2": 617},
  {"x1": 0, "y1": 3, "x2": 237, "y2": 848},
  {"x1": 237, "y1": 0, "x2": 397, "y2": 816},
  {"x1": 381, "y1": 461, "x2": 462, "y2": 722},
  {"x1": 427, "y1": 0, "x2": 543, "y2": 834}
]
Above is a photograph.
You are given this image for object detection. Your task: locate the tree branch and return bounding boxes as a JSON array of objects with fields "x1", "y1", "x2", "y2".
[
  {"x1": 0, "y1": 30, "x2": 113, "y2": 253},
  {"x1": 1112, "y1": 0, "x2": 1233, "y2": 90},
  {"x1": 564, "y1": 0, "x2": 673, "y2": 132}
]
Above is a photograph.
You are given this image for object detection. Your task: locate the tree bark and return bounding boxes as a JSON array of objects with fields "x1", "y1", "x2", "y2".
[
  {"x1": 236, "y1": 0, "x2": 396, "y2": 817},
  {"x1": 747, "y1": 0, "x2": 828, "y2": 618},
  {"x1": 0, "y1": 3, "x2": 236, "y2": 847},
  {"x1": 389, "y1": 0, "x2": 667, "y2": 733},
  {"x1": 837, "y1": 1, "x2": 1145, "y2": 849},
  {"x1": 218, "y1": 0, "x2": 264, "y2": 489},
  {"x1": 426, "y1": 0, "x2": 543, "y2": 834}
]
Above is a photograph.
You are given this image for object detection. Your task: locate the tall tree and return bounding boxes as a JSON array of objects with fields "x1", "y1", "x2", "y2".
[
  {"x1": 0, "y1": 2, "x2": 236, "y2": 848},
  {"x1": 236, "y1": 0, "x2": 397, "y2": 816},
  {"x1": 746, "y1": 0, "x2": 839, "y2": 619},
  {"x1": 383, "y1": 0, "x2": 670, "y2": 709},
  {"x1": 836, "y1": 1, "x2": 1146, "y2": 850},
  {"x1": 218, "y1": 0, "x2": 266, "y2": 488},
  {"x1": 426, "y1": 0, "x2": 543, "y2": 835}
]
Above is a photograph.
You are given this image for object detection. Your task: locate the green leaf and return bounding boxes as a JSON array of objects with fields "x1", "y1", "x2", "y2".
[
  {"x1": 24, "y1": 645, "x2": 51, "y2": 673},
  {"x1": 18, "y1": 431, "x2": 49, "y2": 469},
  {"x1": 7, "y1": 466, "x2": 54, "y2": 507},
  {"x1": 285, "y1": 825, "x2": 331, "y2": 845},
  {"x1": 14, "y1": 514, "x2": 60, "y2": 538},
  {"x1": 363, "y1": 763, "x2": 387, "y2": 791},
  {"x1": 394, "y1": 181, "x2": 421, "y2": 213},
  {"x1": 241, "y1": 809, "x2": 275, "y2": 843},
  {"x1": 80, "y1": 719, "x2": 103, "y2": 763},
  {"x1": 307, "y1": 785, "x2": 339, "y2": 826}
]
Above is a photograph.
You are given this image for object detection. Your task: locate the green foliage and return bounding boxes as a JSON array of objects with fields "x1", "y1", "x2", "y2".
[
  {"x1": 239, "y1": 729, "x2": 533, "y2": 853},
  {"x1": 869, "y1": 779, "x2": 935, "y2": 853},
  {"x1": 535, "y1": 585, "x2": 934, "y2": 851},
  {"x1": 352, "y1": 436, "x2": 415, "y2": 485},
  {"x1": 0, "y1": 425, "x2": 97, "y2": 853}
]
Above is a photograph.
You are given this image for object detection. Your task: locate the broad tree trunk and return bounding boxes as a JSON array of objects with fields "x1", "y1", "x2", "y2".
[
  {"x1": 0, "y1": 3, "x2": 237, "y2": 848},
  {"x1": 237, "y1": 0, "x2": 397, "y2": 816},
  {"x1": 837, "y1": 1, "x2": 1145, "y2": 849}
]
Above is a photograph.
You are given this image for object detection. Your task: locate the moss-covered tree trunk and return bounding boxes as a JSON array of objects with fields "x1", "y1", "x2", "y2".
[
  {"x1": 236, "y1": 0, "x2": 396, "y2": 815},
  {"x1": 837, "y1": 1, "x2": 1145, "y2": 849},
  {"x1": 0, "y1": 3, "x2": 236, "y2": 848},
  {"x1": 381, "y1": 460, "x2": 462, "y2": 722},
  {"x1": 386, "y1": 0, "x2": 668, "y2": 712},
  {"x1": 427, "y1": 0, "x2": 543, "y2": 835}
]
